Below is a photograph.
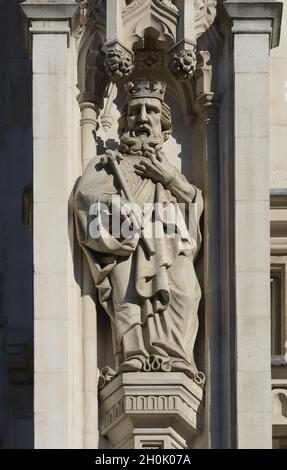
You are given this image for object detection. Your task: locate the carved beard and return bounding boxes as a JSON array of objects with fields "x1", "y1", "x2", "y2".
[{"x1": 119, "y1": 128, "x2": 164, "y2": 158}]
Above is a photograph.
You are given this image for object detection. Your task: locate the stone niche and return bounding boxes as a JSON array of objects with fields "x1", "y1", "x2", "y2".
[{"x1": 75, "y1": 0, "x2": 217, "y2": 450}]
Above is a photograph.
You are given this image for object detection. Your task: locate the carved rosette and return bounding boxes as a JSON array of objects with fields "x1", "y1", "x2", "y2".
[
  {"x1": 169, "y1": 46, "x2": 197, "y2": 81},
  {"x1": 104, "y1": 44, "x2": 134, "y2": 82}
]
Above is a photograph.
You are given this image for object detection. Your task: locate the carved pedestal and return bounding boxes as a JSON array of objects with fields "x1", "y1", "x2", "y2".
[{"x1": 99, "y1": 373, "x2": 204, "y2": 449}]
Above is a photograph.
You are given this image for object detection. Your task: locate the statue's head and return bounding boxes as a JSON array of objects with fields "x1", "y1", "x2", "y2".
[{"x1": 119, "y1": 79, "x2": 172, "y2": 156}]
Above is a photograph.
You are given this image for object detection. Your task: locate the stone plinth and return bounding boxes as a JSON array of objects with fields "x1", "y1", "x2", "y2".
[{"x1": 99, "y1": 373, "x2": 204, "y2": 449}]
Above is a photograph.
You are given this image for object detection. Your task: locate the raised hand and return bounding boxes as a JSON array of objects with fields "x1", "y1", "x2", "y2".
[{"x1": 134, "y1": 153, "x2": 175, "y2": 187}]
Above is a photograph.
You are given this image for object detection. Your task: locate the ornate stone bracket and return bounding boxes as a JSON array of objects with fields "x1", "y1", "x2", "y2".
[
  {"x1": 169, "y1": 43, "x2": 197, "y2": 81},
  {"x1": 103, "y1": 42, "x2": 134, "y2": 82},
  {"x1": 99, "y1": 372, "x2": 204, "y2": 449}
]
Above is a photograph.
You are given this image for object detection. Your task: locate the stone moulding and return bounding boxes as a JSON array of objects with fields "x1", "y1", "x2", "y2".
[
  {"x1": 99, "y1": 372, "x2": 204, "y2": 449},
  {"x1": 101, "y1": 394, "x2": 202, "y2": 431},
  {"x1": 20, "y1": 0, "x2": 79, "y2": 20},
  {"x1": 223, "y1": 0, "x2": 283, "y2": 49}
]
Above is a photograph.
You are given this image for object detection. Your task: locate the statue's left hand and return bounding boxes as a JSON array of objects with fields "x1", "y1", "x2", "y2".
[{"x1": 134, "y1": 153, "x2": 175, "y2": 187}]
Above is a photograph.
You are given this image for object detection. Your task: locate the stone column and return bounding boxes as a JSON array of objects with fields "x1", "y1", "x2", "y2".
[
  {"x1": 79, "y1": 98, "x2": 99, "y2": 448},
  {"x1": 20, "y1": 0, "x2": 80, "y2": 449},
  {"x1": 224, "y1": 0, "x2": 282, "y2": 449},
  {"x1": 79, "y1": 101, "x2": 98, "y2": 170},
  {"x1": 201, "y1": 98, "x2": 222, "y2": 448}
]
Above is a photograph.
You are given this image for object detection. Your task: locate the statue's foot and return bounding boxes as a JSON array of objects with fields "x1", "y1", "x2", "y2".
[{"x1": 118, "y1": 356, "x2": 146, "y2": 373}]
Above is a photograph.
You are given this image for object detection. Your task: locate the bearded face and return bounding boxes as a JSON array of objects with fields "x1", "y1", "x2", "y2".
[
  {"x1": 120, "y1": 97, "x2": 165, "y2": 157},
  {"x1": 126, "y1": 97, "x2": 162, "y2": 139}
]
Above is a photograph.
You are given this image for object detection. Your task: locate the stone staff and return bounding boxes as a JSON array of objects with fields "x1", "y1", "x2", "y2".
[{"x1": 101, "y1": 150, "x2": 155, "y2": 257}]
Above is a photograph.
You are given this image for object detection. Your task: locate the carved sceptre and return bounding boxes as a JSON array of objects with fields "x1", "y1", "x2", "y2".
[{"x1": 101, "y1": 150, "x2": 155, "y2": 257}]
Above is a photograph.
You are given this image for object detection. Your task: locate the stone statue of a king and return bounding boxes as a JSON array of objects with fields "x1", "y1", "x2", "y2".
[{"x1": 74, "y1": 79, "x2": 204, "y2": 386}]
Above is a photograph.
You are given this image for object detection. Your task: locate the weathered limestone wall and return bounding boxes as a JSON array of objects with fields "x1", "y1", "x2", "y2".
[
  {"x1": 224, "y1": 0, "x2": 282, "y2": 449},
  {"x1": 20, "y1": 0, "x2": 84, "y2": 449},
  {"x1": 270, "y1": 0, "x2": 287, "y2": 189}
]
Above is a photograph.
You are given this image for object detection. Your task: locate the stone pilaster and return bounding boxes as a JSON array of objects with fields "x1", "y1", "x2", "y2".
[
  {"x1": 20, "y1": 0, "x2": 81, "y2": 449},
  {"x1": 224, "y1": 0, "x2": 282, "y2": 449}
]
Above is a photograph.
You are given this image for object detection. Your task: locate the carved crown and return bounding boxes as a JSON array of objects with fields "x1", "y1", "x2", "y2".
[{"x1": 127, "y1": 79, "x2": 167, "y2": 101}]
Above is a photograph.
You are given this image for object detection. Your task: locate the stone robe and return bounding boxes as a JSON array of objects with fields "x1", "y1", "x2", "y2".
[{"x1": 74, "y1": 153, "x2": 203, "y2": 379}]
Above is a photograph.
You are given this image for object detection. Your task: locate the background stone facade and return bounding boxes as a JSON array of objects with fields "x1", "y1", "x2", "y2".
[
  {"x1": 0, "y1": 0, "x2": 33, "y2": 449},
  {"x1": 0, "y1": 0, "x2": 286, "y2": 449}
]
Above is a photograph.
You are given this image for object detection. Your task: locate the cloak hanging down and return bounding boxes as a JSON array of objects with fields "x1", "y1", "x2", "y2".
[{"x1": 73, "y1": 153, "x2": 203, "y2": 379}]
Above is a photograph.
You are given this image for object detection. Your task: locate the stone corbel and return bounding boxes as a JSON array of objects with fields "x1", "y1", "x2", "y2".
[
  {"x1": 169, "y1": 0, "x2": 197, "y2": 80},
  {"x1": 103, "y1": 0, "x2": 134, "y2": 81},
  {"x1": 99, "y1": 372, "x2": 204, "y2": 449},
  {"x1": 169, "y1": 44, "x2": 197, "y2": 81},
  {"x1": 168, "y1": 0, "x2": 217, "y2": 81},
  {"x1": 103, "y1": 42, "x2": 134, "y2": 82}
]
